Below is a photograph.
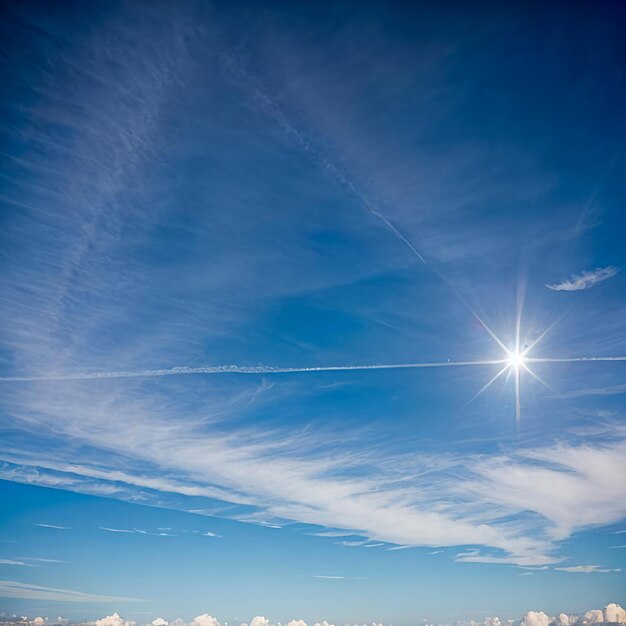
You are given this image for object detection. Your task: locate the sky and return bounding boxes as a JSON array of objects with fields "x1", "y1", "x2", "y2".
[{"x1": 0, "y1": 0, "x2": 625, "y2": 623}]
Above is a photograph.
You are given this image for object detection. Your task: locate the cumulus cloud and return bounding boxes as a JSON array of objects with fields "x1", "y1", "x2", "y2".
[
  {"x1": 93, "y1": 615, "x2": 136, "y2": 626},
  {"x1": 546, "y1": 266, "x2": 619, "y2": 291},
  {"x1": 152, "y1": 620, "x2": 168, "y2": 626},
  {"x1": 605, "y1": 604, "x2": 626, "y2": 624},
  {"x1": 522, "y1": 612, "x2": 550, "y2": 626},
  {"x1": 189, "y1": 616, "x2": 219, "y2": 626}
]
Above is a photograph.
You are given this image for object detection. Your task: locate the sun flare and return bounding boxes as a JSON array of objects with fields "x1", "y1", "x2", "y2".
[{"x1": 506, "y1": 350, "x2": 526, "y2": 369}]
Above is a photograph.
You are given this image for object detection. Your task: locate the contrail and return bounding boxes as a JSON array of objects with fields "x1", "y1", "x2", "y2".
[
  {"x1": 220, "y1": 49, "x2": 512, "y2": 353},
  {"x1": 527, "y1": 356, "x2": 626, "y2": 363},
  {"x1": 0, "y1": 359, "x2": 505, "y2": 383}
]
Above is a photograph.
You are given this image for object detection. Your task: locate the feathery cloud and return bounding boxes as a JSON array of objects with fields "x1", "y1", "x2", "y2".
[{"x1": 546, "y1": 266, "x2": 619, "y2": 291}]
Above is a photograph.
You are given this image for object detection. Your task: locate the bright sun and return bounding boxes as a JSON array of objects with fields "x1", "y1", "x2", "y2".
[{"x1": 507, "y1": 350, "x2": 525, "y2": 369}]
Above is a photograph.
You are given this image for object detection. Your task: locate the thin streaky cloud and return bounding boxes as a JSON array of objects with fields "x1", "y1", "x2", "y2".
[
  {"x1": 546, "y1": 266, "x2": 619, "y2": 291},
  {"x1": 527, "y1": 356, "x2": 626, "y2": 363},
  {"x1": 0, "y1": 359, "x2": 504, "y2": 383},
  {"x1": 33, "y1": 523, "x2": 69, "y2": 530},
  {"x1": 0, "y1": 580, "x2": 142, "y2": 603},
  {"x1": 554, "y1": 565, "x2": 621, "y2": 574},
  {"x1": 0, "y1": 559, "x2": 31, "y2": 566},
  {"x1": 100, "y1": 527, "x2": 135, "y2": 533}
]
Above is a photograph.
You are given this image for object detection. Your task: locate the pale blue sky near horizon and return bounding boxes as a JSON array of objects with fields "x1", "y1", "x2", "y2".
[{"x1": 0, "y1": 0, "x2": 625, "y2": 623}]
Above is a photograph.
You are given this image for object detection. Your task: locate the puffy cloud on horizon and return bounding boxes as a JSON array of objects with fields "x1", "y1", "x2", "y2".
[
  {"x1": 523, "y1": 612, "x2": 550, "y2": 626},
  {"x1": 92, "y1": 614, "x2": 136, "y2": 626},
  {"x1": 546, "y1": 266, "x2": 619, "y2": 291},
  {"x1": 22, "y1": 603, "x2": 626, "y2": 626}
]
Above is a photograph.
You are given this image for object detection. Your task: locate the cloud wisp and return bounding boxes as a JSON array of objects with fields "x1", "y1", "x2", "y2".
[
  {"x1": 0, "y1": 581, "x2": 141, "y2": 603},
  {"x1": 0, "y1": 359, "x2": 502, "y2": 383},
  {"x1": 554, "y1": 565, "x2": 622, "y2": 574},
  {"x1": 546, "y1": 266, "x2": 619, "y2": 292}
]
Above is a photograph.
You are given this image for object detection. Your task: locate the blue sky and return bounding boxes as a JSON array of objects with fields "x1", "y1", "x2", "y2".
[{"x1": 0, "y1": 0, "x2": 625, "y2": 624}]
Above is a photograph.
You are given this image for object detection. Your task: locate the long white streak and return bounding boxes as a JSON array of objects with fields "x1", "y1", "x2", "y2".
[
  {"x1": 523, "y1": 307, "x2": 574, "y2": 356},
  {"x1": 521, "y1": 364, "x2": 560, "y2": 396},
  {"x1": 0, "y1": 359, "x2": 506, "y2": 383},
  {"x1": 515, "y1": 365, "x2": 521, "y2": 429},
  {"x1": 460, "y1": 364, "x2": 510, "y2": 412},
  {"x1": 527, "y1": 356, "x2": 626, "y2": 363},
  {"x1": 220, "y1": 50, "x2": 511, "y2": 353},
  {"x1": 515, "y1": 274, "x2": 526, "y2": 354}
]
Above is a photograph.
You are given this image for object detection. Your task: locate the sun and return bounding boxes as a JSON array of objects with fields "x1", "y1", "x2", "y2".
[{"x1": 506, "y1": 350, "x2": 526, "y2": 369}]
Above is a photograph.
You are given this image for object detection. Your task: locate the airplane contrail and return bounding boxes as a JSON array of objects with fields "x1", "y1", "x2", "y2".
[
  {"x1": 0, "y1": 359, "x2": 505, "y2": 383},
  {"x1": 527, "y1": 356, "x2": 626, "y2": 363}
]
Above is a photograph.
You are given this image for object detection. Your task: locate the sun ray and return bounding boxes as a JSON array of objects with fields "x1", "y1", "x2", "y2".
[
  {"x1": 514, "y1": 364, "x2": 521, "y2": 427},
  {"x1": 522, "y1": 307, "x2": 573, "y2": 356},
  {"x1": 460, "y1": 363, "x2": 510, "y2": 412},
  {"x1": 521, "y1": 363, "x2": 561, "y2": 396}
]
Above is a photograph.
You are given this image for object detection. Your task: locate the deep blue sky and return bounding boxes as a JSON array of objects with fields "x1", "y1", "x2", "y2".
[{"x1": 0, "y1": 0, "x2": 625, "y2": 624}]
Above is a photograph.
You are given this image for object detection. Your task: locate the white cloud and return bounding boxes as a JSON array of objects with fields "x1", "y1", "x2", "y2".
[
  {"x1": 0, "y1": 581, "x2": 141, "y2": 603},
  {"x1": 522, "y1": 612, "x2": 550, "y2": 626},
  {"x1": 546, "y1": 266, "x2": 619, "y2": 291},
  {"x1": 152, "y1": 620, "x2": 168, "y2": 626},
  {"x1": 555, "y1": 565, "x2": 621, "y2": 573},
  {"x1": 0, "y1": 559, "x2": 31, "y2": 566},
  {"x1": 190, "y1": 615, "x2": 220, "y2": 626},
  {"x1": 33, "y1": 524, "x2": 69, "y2": 530},
  {"x1": 91, "y1": 615, "x2": 136, "y2": 626},
  {"x1": 576, "y1": 610, "x2": 604, "y2": 626},
  {"x1": 604, "y1": 603, "x2": 626, "y2": 624}
]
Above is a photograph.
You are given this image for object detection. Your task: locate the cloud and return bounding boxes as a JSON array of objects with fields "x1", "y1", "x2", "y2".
[
  {"x1": 152, "y1": 620, "x2": 168, "y2": 626},
  {"x1": 5, "y1": 427, "x2": 626, "y2": 567},
  {"x1": 605, "y1": 604, "x2": 626, "y2": 624},
  {"x1": 33, "y1": 524, "x2": 69, "y2": 530},
  {"x1": 522, "y1": 612, "x2": 550, "y2": 626},
  {"x1": 92, "y1": 615, "x2": 136, "y2": 626},
  {"x1": 546, "y1": 266, "x2": 619, "y2": 291},
  {"x1": 0, "y1": 581, "x2": 141, "y2": 603},
  {"x1": 554, "y1": 565, "x2": 621, "y2": 573},
  {"x1": 575, "y1": 610, "x2": 604, "y2": 626},
  {"x1": 0, "y1": 559, "x2": 32, "y2": 566},
  {"x1": 189, "y1": 615, "x2": 220, "y2": 626}
]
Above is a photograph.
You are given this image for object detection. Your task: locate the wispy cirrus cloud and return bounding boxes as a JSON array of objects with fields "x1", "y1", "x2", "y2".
[
  {"x1": 546, "y1": 266, "x2": 619, "y2": 291},
  {"x1": 554, "y1": 565, "x2": 622, "y2": 574},
  {"x1": 0, "y1": 580, "x2": 142, "y2": 603},
  {"x1": 33, "y1": 524, "x2": 69, "y2": 530}
]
